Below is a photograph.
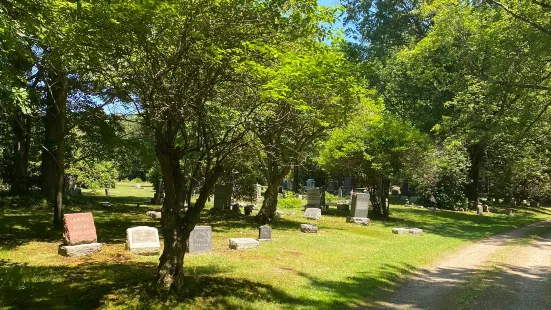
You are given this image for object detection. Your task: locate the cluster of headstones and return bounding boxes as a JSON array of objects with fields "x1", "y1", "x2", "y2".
[{"x1": 57, "y1": 211, "x2": 278, "y2": 257}]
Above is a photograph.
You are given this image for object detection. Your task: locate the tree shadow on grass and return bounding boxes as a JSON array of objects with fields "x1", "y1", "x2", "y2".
[
  {"x1": 0, "y1": 258, "x2": 305, "y2": 310},
  {"x1": 373, "y1": 207, "x2": 546, "y2": 241}
]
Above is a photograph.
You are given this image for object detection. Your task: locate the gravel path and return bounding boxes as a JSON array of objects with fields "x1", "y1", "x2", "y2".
[{"x1": 372, "y1": 219, "x2": 551, "y2": 310}]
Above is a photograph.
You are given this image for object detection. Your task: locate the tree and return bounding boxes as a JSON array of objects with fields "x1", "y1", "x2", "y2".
[
  {"x1": 107, "y1": 0, "x2": 330, "y2": 293},
  {"x1": 252, "y1": 41, "x2": 365, "y2": 223},
  {"x1": 319, "y1": 102, "x2": 433, "y2": 216}
]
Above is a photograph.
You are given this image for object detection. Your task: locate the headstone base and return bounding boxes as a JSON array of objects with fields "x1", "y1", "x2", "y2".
[
  {"x1": 300, "y1": 224, "x2": 318, "y2": 233},
  {"x1": 229, "y1": 238, "x2": 259, "y2": 250},
  {"x1": 128, "y1": 247, "x2": 160, "y2": 256},
  {"x1": 58, "y1": 243, "x2": 102, "y2": 257},
  {"x1": 392, "y1": 228, "x2": 424, "y2": 236},
  {"x1": 346, "y1": 217, "x2": 370, "y2": 226}
]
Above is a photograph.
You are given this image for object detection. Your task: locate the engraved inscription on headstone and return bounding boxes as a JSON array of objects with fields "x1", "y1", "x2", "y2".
[
  {"x1": 307, "y1": 189, "x2": 321, "y2": 206},
  {"x1": 63, "y1": 213, "x2": 98, "y2": 245},
  {"x1": 186, "y1": 226, "x2": 212, "y2": 254},
  {"x1": 126, "y1": 226, "x2": 160, "y2": 255}
]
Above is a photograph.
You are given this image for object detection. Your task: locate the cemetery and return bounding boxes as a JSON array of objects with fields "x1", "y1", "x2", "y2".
[
  {"x1": 0, "y1": 181, "x2": 549, "y2": 309},
  {"x1": 2, "y1": 0, "x2": 551, "y2": 309}
]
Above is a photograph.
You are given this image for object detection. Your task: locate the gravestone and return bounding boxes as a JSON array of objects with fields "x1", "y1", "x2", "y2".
[
  {"x1": 530, "y1": 201, "x2": 539, "y2": 207},
  {"x1": 337, "y1": 203, "x2": 350, "y2": 212},
  {"x1": 151, "y1": 179, "x2": 165, "y2": 205},
  {"x1": 186, "y1": 226, "x2": 212, "y2": 254},
  {"x1": 477, "y1": 204, "x2": 484, "y2": 215},
  {"x1": 258, "y1": 225, "x2": 272, "y2": 241},
  {"x1": 304, "y1": 208, "x2": 321, "y2": 220},
  {"x1": 392, "y1": 228, "x2": 424, "y2": 236},
  {"x1": 126, "y1": 226, "x2": 160, "y2": 255},
  {"x1": 300, "y1": 224, "x2": 318, "y2": 233},
  {"x1": 62, "y1": 213, "x2": 97, "y2": 245},
  {"x1": 213, "y1": 184, "x2": 232, "y2": 211},
  {"x1": 348, "y1": 193, "x2": 370, "y2": 225},
  {"x1": 483, "y1": 204, "x2": 489, "y2": 212},
  {"x1": 146, "y1": 210, "x2": 162, "y2": 219},
  {"x1": 307, "y1": 189, "x2": 321, "y2": 207},
  {"x1": 306, "y1": 179, "x2": 315, "y2": 190},
  {"x1": 74, "y1": 187, "x2": 82, "y2": 196},
  {"x1": 105, "y1": 188, "x2": 110, "y2": 196},
  {"x1": 229, "y1": 238, "x2": 259, "y2": 250},
  {"x1": 244, "y1": 205, "x2": 253, "y2": 216},
  {"x1": 135, "y1": 183, "x2": 141, "y2": 189},
  {"x1": 58, "y1": 212, "x2": 102, "y2": 257},
  {"x1": 256, "y1": 184, "x2": 263, "y2": 201},
  {"x1": 350, "y1": 193, "x2": 370, "y2": 218}
]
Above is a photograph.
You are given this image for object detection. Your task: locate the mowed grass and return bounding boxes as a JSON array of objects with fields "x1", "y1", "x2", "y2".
[{"x1": 0, "y1": 182, "x2": 550, "y2": 309}]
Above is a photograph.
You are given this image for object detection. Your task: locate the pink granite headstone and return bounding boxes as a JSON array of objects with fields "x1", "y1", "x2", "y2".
[{"x1": 62, "y1": 213, "x2": 97, "y2": 245}]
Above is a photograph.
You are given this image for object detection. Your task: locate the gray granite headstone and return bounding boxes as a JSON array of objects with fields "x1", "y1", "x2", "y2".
[
  {"x1": 213, "y1": 185, "x2": 232, "y2": 210},
  {"x1": 258, "y1": 225, "x2": 272, "y2": 241},
  {"x1": 307, "y1": 189, "x2": 321, "y2": 206},
  {"x1": 186, "y1": 226, "x2": 212, "y2": 254},
  {"x1": 304, "y1": 208, "x2": 321, "y2": 220},
  {"x1": 350, "y1": 193, "x2": 370, "y2": 218},
  {"x1": 229, "y1": 238, "x2": 259, "y2": 250},
  {"x1": 300, "y1": 224, "x2": 318, "y2": 233}
]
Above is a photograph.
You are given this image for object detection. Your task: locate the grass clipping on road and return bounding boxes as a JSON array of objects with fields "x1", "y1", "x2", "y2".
[{"x1": 0, "y1": 182, "x2": 549, "y2": 309}]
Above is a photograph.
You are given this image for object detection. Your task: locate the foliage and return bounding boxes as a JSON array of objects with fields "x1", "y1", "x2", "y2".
[
  {"x1": 276, "y1": 196, "x2": 304, "y2": 209},
  {"x1": 66, "y1": 160, "x2": 118, "y2": 190},
  {"x1": 418, "y1": 140, "x2": 470, "y2": 210}
]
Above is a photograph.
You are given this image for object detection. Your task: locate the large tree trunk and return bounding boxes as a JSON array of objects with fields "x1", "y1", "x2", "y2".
[
  {"x1": 257, "y1": 167, "x2": 290, "y2": 223},
  {"x1": 42, "y1": 61, "x2": 68, "y2": 229},
  {"x1": 155, "y1": 128, "x2": 223, "y2": 293},
  {"x1": 467, "y1": 143, "x2": 484, "y2": 204},
  {"x1": 11, "y1": 113, "x2": 30, "y2": 194},
  {"x1": 257, "y1": 179, "x2": 280, "y2": 223}
]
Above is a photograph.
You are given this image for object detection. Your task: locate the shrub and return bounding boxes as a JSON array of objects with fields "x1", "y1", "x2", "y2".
[{"x1": 277, "y1": 197, "x2": 303, "y2": 209}]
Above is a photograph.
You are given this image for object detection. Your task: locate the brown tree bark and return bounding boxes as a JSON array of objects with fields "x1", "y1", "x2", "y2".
[
  {"x1": 11, "y1": 113, "x2": 30, "y2": 194},
  {"x1": 467, "y1": 143, "x2": 484, "y2": 205},
  {"x1": 155, "y1": 127, "x2": 224, "y2": 293},
  {"x1": 42, "y1": 60, "x2": 68, "y2": 229},
  {"x1": 257, "y1": 166, "x2": 290, "y2": 224}
]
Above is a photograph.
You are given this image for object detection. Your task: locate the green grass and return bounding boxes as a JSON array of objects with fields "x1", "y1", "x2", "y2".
[{"x1": 0, "y1": 182, "x2": 550, "y2": 309}]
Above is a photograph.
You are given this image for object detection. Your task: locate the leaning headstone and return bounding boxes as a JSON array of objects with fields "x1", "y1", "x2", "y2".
[
  {"x1": 229, "y1": 238, "x2": 259, "y2": 250},
  {"x1": 186, "y1": 226, "x2": 212, "y2": 254},
  {"x1": 304, "y1": 208, "x2": 321, "y2": 220},
  {"x1": 258, "y1": 225, "x2": 272, "y2": 241},
  {"x1": 300, "y1": 224, "x2": 318, "y2": 233},
  {"x1": 58, "y1": 212, "x2": 102, "y2": 257},
  {"x1": 306, "y1": 189, "x2": 321, "y2": 207},
  {"x1": 126, "y1": 226, "x2": 160, "y2": 255}
]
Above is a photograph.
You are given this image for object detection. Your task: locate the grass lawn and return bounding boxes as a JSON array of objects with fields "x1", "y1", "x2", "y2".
[{"x1": 0, "y1": 182, "x2": 549, "y2": 309}]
